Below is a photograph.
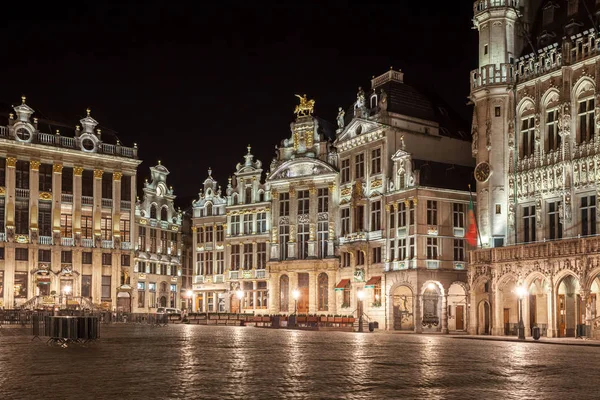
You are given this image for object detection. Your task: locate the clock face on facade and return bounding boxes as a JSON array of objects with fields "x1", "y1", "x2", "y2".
[{"x1": 474, "y1": 161, "x2": 492, "y2": 183}]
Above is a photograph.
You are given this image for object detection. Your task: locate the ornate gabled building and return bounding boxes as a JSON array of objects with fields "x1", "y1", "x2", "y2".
[
  {"x1": 335, "y1": 69, "x2": 474, "y2": 331},
  {"x1": 267, "y1": 96, "x2": 339, "y2": 315},
  {"x1": 191, "y1": 169, "x2": 228, "y2": 312},
  {"x1": 0, "y1": 98, "x2": 140, "y2": 310},
  {"x1": 224, "y1": 147, "x2": 271, "y2": 313},
  {"x1": 132, "y1": 162, "x2": 183, "y2": 312},
  {"x1": 469, "y1": 0, "x2": 600, "y2": 339}
]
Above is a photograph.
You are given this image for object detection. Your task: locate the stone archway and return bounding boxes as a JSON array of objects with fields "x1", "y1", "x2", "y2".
[
  {"x1": 555, "y1": 273, "x2": 582, "y2": 338},
  {"x1": 391, "y1": 285, "x2": 414, "y2": 331},
  {"x1": 448, "y1": 282, "x2": 468, "y2": 332},
  {"x1": 478, "y1": 300, "x2": 491, "y2": 335},
  {"x1": 420, "y1": 281, "x2": 444, "y2": 333},
  {"x1": 496, "y1": 274, "x2": 519, "y2": 336},
  {"x1": 523, "y1": 273, "x2": 550, "y2": 337}
]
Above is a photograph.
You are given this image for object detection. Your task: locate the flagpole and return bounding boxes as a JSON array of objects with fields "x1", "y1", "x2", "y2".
[{"x1": 468, "y1": 184, "x2": 483, "y2": 248}]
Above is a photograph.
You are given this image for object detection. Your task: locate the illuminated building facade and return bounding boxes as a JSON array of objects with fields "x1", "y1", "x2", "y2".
[
  {"x1": 0, "y1": 98, "x2": 140, "y2": 309},
  {"x1": 468, "y1": 0, "x2": 600, "y2": 338}
]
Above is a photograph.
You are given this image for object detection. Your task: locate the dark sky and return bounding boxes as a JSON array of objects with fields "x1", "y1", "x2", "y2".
[{"x1": 0, "y1": 1, "x2": 477, "y2": 207}]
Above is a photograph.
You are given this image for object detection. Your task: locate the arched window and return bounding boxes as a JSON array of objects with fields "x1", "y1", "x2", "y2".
[
  {"x1": 232, "y1": 194, "x2": 238, "y2": 205},
  {"x1": 578, "y1": 95, "x2": 595, "y2": 143},
  {"x1": 206, "y1": 203, "x2": 213, "y2": 216},
  {"x1": 245, "y1": 187, "x2": 252, "y2": 204},
  {"x1": 160, "y1": 207, "x2": 168, "y2": 221},
  {"x1": 279, "y1": 275, "x2": 289, "y2": 312},
  {"x1": 150, "y1": 205, "x2": 157, "y2": 219},
  {"x1": 258, "y1": 190, "x2": 264, "y2": 202},
  {"x1": 318, "y1": 273, "x2": 328, "y2": 312}
]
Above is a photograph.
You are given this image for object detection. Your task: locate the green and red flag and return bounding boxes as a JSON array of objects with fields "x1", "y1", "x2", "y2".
[{"x1": 466, "y1": 196, "x2": 477, "y2": 247}]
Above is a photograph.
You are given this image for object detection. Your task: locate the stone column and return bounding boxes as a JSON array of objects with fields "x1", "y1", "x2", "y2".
[
  {"x1": 309, "y1": 271, "x2": 317, "y2": 314},
  {"x1": 468, "y1": 291, "x2": 478, "y2": 335},
  {"x1": 29, "y1": 161, "x2": 40, "y2": 242},
  {"x1": 52, "y1": 164, "x2": 63, "y2": 243},
  {"x1": 287, "y1": 188, "x2": 297, "y2": 259},
  {"x1": 415, "y1": 294, "x2": 422, "y2": 333},
  {"x1": 493, "y1": 289, "x2": 504, "y2": 336},
  {"x1": 93, "y1": 169, "x2": 103, "y2": 247},
  {"x1": 522, "y1": 294, "x2": 530, "y2": 337},
  {"x1": 112, "y1": 172, "x2": 122, "y2": 249},
  {"x1": 581, "y1": 290, "x2": 592, "y2": 338},
  {"x1": 441, "y1": 294, "x2": 448, "y2": 333},
  {"x1": 73, "y1": 167, "x2": 83, "y2": 246},
  {"x1": 4, "y1": 158, "x2": 16, "y2": 307}
]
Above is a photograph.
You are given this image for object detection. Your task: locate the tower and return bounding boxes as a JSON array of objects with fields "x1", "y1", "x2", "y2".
[{"x1": 470, "y1": 0, "x2": 522, "y2": 247}]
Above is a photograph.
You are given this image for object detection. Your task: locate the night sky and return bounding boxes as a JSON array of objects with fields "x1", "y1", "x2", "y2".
[{"x1": 0, "y1": 1, "x2": 477, "y2": 207}]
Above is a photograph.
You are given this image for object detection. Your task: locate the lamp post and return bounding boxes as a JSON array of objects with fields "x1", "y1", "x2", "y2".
[
  {"x1": 186, "y1": 290, "x2": 193, "y2": 312},
  {"x1": 236, "y1": 289, "x2": 244, "y2": 314},
  {"x1": 516, "y1": 286, "x2": 527, "y2": 340},
  {"x1": 292, "y1": 289, "x2": 300, "y2": 315},
  {"x1": 357, "y1": 289, "x2": 364, "y2": 333}
]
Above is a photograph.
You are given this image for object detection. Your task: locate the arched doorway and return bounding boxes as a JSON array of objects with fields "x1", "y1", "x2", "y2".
[
  {"x1": 556, "y1": 274, "x2": 581, "y2": 337},
  {"x1": 526, "y1": 276, "x2": 549, "y2": 337},
  {"x1": 160, "y1": 296, "x2": 167, "y2": 307},
  {"x1": 498, "y1": 276, "x2": 519, "y2": 336},
  {"x1": 392, "y1": 286, "x2": 413, "y2": 330},
  {"x1": 422, "y1": 282, "x2": 441, "y2": 332},
  {"x1": 478, "y1": 300, "x2": 491, "y2": 335},
  {"x1": 448, "y1": 283, "x2": 467, "y2": 332},
  {"x1": 117, "y1": 291, "x2": 131, "y2": 312}
]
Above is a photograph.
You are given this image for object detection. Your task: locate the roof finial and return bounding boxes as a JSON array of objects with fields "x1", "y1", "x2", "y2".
[
  {"x1": 86, "y1": 107, "x2": 91, "y2": 117},
  {"x1": 390, "y1": 66, "x2": 393, "y2": 70},
  {"x1": 208, "y1": 167, "x2": 212, "y2": 176},
  {"x1": 158, "y1": 160, "x2": 161, "y2": 165},
  {"x1": 247, "y1": 144, "x2": 251, "y2": 154},
  {"x1": 21, "y1": 95, "x2": 26, "y2": 104}
]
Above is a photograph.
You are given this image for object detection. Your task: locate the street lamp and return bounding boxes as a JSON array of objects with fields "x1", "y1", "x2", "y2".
[
  {"x1": 357, "y1": 289, "x2": 365, "y2": 333},
  {"x1": 236, "y1": 289, "x2": 244, "y2": 314},
  {"x1": 516, "y1": 286, "x2": 527, "y2": 340},
  {"x1": 292, "y1": 289, "x2": 300, "y2": 315},
  {"x1": 186, "y1": 290, "x2": 193, "y2": 312}
]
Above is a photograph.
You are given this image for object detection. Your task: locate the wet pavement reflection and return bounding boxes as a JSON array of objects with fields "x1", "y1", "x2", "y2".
[{"x1": 1, "y1": 324, "x2": 599, "y2": 399}]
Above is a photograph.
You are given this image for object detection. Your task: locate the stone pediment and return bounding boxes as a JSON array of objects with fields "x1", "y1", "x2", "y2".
[
  {"x1": 268, "y1": 158, "x2": 337, "y2": 181},
  {"x1": 392, "y1": 149, "x2": 410, "y2": 161},
  {"x1": 336, "y1": 118, "x2": 381, "y2": 143}
]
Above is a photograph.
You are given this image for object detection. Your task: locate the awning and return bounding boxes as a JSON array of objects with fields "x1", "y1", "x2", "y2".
[
  {"x1": 365, "y1": 276, "x2": 381, "y2": 288},
  {"x1": 335, "y1": 279, "x2": 351, "y2": 291}
]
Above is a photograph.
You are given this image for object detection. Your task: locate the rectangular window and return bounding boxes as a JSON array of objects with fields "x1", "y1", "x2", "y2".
[
  {"x1": 279, "y1": 193, "x2": 290, "y2": 217},
  {"x1": 427, "y1": 200, "x2": 438, "y2": 225},
  {"x1": 389, "y1": 205, "x2": 396, "y2": 229},
  {"x1": 149, "y1": 283, "x2": 156, "y2": 308},
  {"x1": 257, "y1": 242, "x2": 267, "y2": 268},
  {"x1": 409, "y1": 201, "x2": 415, "y2": 225},
  {"x1": 279, "y1": 224, "x2": 289, "y2": 260},
  {"x1": 160, "y1": 231, "x2": 168, "y2": 254},
  {"x1": 342, "y1": 252, "x2": 351, "y2": 267},
  {"x1": 409, "y1": 236, "x2": 416, "y2": 259},
  {"x1": 38, "y1": 203, "x2": 52, "y2": 237},
  {"x1": 341, "y1": 159, "x2": 350, "y2": 183},
  {"x1": 216, "y1": 251, "x2": 224, "y2": 274},
  {"x1": 243, "y1": 243, "x2": 253, "y2": 269},
  {"x1": 453, "y1": 239, "x2": 465, "y2": 261},
  {"x1": 356, "y1": 250, "x2": 365, "y2": 266},
  {"x1": 61, "y1": 250, "x2": 72, "y2": 264},
  {"x1": 355, "y1": 153, "x2": 365, "y2": 179},
  {"x1": 243, "y1": 214, "x2": 252, "y2": 234},
  {"x1": 341, "y1": 208, "x2": 350, "y2": 236},
  {"x1": 15, "y1": 200, "x2": 29, "y2": 235},
  {"x1": 38, "y1": 249, "x2": 51, "y2": 262},
  {"x1": 317, "y1": 188, "x2": 328, "y2": 213},
  {"x1": 523, "y1": 205, "x2": 536, "y2": 243},
  {"x1": 16, "y1": 247, "x2": 28, "y2": 261},
  {"x1": 205, "y1": 226, "x2": 213, "y2": 243},
  {"x1": 102, "y1": 173, "x2": 112, "y2": 199},
  {"x1": 546, "y1": 109, "x2": 560, "y2": 151},
  {"x1": 317, "y1": 221, "x2": 328, "y2": 258},
  {"x1": 231, "y1": 244, "x2": 240, "y2": 270},
  {"x1": 205, "y1": 252, "x2": 213, "y2": 275},
  {"x1": 81, "y1": 275, "x2": 92, "y2": 298},
  {"x1": 121, "y1": 175, "x2": 131, "y2": 201},
  {"x1": 453, "y1": 203, "x2": 465, "y2": 228},
  {"x1": 297, "y1": 224, "x2": 309, "y2": 260},
  {"x1": 399, "y1": 202, "x2": 408, "y2": 227},
  {"x1": 82, "y1": 170, "x2": 93, "y2": 197},
  {"x1": 0, "y1": 157, "x2": 5, "y2": 187},
  {"x1": 60, "y1": 213, "x2": 72, "y2": 238},
  {"x1": 484, "y1": 44, "x2": 488, "y2": 55},
  {"x1": 82, "y1": 252, "x2": 92, "y2": 264},
  {"x1": 355, "y1": 205, "x2": 365, "y2": 231},
  {"x1": 121, "y1": 254, "x2": 130, "y2": 266},
  {"x1": 101, "y1": 216, "x2": 112, "y2": 240},
  {"x1": 197, "y1": 253, "x2": 205, "y2": 275},
  {"x1": 297, "y1": 190, "x2": 309, "y2": 214},
  {"x1": 495, "y1": 106, "x2": 501, "y2": 117},
  {"x1": 14, "y1": 272, "x2": 28, "y2": 298},
  {"x1": 548, "y1": 201, "x2": 562, "y2": 240},
  {"x1": 398, "y1": 238, "x2": 407, "y2": 260},
  {"x1": 579, "y1": 98, "x2": 595, "y2": 143},
  {"x1": 137, "y1": 282, "x2": 146, "y2": 308},
  {"x1": 39, "y1": 163, "x2": 53, "y2": 192},
  {"x1": 120, "y1": 217, "x2": 130, "y2": 242},
  {"x1": 102, "y1": 253, "x2": 112, "y2": 266},
  {"x1": 197, "y1": 227, "x2": 204, "y2": 244},
  {"x1": 581, "y1": 195, "x2": 597, "y2": 236},
  {"x1": 0, "y1": 198, "x2": 4, "y2": 232},
  {"x1": 101, "y1": 275, "x2": 111, "y2": 299},
  {"x1": 371, "y1": 148, "x2": 381, "y2": 174},
  {"x1": 521, "y1": 116, "x2": 535, "y2": 157},
  {"x1": 82, "y1": 214, "x2": 93, "y2": 239},
  {"x1": 370, "y1": 201, "x2": 381, "y2": 231},
  {"x1": 426, "y1": 237, "x2": 438, "y2": 260},
  {"x1": 15, "y1": 160, "x2": 29, "y2": 189},
  {"x1": 216, "y1": 225, "x2": 224, "y2": 242},
  {"x1": 256, "y1": 213, "x2": 267, "y2": 233},
  {"x1": 372, "y1": 247, "x2": 381, "y2": 264}
]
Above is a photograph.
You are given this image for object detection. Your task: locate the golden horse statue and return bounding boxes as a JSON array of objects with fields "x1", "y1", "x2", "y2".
[{"x1": 294, "y1": 94, "x2": 315, "y2": 116}]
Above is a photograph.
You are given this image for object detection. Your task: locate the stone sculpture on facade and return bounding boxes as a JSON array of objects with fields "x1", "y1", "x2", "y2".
[{"x1": 336, "y1": 107, "x2": 345, "y2": 130}]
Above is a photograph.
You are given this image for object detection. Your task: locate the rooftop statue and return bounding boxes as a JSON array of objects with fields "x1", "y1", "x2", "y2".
[{"x1": 294, "y1": 94, "x2": 315, "y2": 116}]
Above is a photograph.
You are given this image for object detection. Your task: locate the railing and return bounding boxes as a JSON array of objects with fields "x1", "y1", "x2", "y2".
[
  {"x1": 470, "y1": 235, "x2": 600, "y2": 264},
  {"x1": 101, "y1": 198, "x2": 113, "y2": 208},
  {"x1": 39, "y1": 236, "x2": 53, "y2": 245},
  {"x1": 61, "y1": 194, "x2": 73, "y2": 203},
  {"x1": 0, "y1": 126, "x2": 8, "y2": 137},
  {"x1": 101, "y1": 240, "x2": 113, "y2": 249},
  {"x1": 99, "y1": 143, "x2": 115, "y2": 155},
  {"x1": 15, "y1": 188, "x2": 29, "y2": 198},
  {"x1": 120, "y1": 200, "x2": 131, "y2": 210},
  {"x1": 229, "y1": 271, "x2": 239, "y2": 280},
  {"x1": 194, "y1": 275, "x2": 205, "y2": 284},
  {"x1": 473, "y1": 0, "x2": 519, "y2": 14},
  {"x1": 255, "y1": 269, "x2": 266, "y2": 279},
  {"x1": 470, "y1": 63, "x2": 514, "y2": 90},
  {"x1": 214, "y1": 274, "x2": 224, "y2": 283},
  {"x1": 81, "y1": 238, "x2": 94, "y2": 248},
  {"x1": 82, "y1": 196, "x2": 93, "y2": 206},
  {"x1": 121, "y1": 241, "x2": 132, "y2": 250},
  {"x1": 339, "y1": 232, "x2": 367, "y2": 244},
  {"x1": 61, "y1": 237, "x2": 74, "y2": 247}
]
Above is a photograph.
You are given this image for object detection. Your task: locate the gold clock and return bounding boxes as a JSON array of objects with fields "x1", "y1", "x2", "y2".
[{"x1": 474, "y1": 161, "x2": 492, "y2": 183}]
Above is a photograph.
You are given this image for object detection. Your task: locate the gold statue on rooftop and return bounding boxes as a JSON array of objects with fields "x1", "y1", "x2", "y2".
[{"x1": 294, "y1": 94, "x2": 315, "y2": 116}]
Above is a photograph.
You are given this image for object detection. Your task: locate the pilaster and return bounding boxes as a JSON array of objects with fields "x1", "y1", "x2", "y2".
[
  {"x1": 93, "y1": 169, "x2": 103, "y2": 247},
  {"x1": 52, "y1": 164, "x2": 63, "y2": 242},
  {"x1": 73, "y1": 167, "x2": 83, "y2": 245},
  {"x1": 29, "y1": 160, "x2": 40, "y2": 241}
]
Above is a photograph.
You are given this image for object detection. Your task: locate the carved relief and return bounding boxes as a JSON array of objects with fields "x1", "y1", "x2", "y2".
[
  {"x1": 485, "y1": 120, "x2": 492, "y2": 151},
  {"x1": 535, "y1": 196, "x2": 542, "y2": 228}
]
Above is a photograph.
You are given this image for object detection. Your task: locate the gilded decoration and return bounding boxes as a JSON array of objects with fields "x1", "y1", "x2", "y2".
[
  {"x1": 93, "y1": 169, "x2": 104, "y2": 179},
  {"x1": 113, "y1": 171, "x2": 123, "y2": 181},
  {"x1": 294, "y1": 94, "x2": 315, "y2": 117},
  {"x1": 370, "y1": 178, "x2": 383, "y2": 188},
  {"x1": 340, "y1": 187, "x2": 351, "y2": 197},
  {"x1": 15, "y1": 234, "x2": 29, "y2": 244},
  {"x1": 39, "y1": 192, "x2": 52, "y2": 201},
  {"x1": 73, "y1": 166, "x2": 84, "y2": 176},
  {"x1": 53, "y1": 164, "x2": 63, "y2": 173},
  {"x1": 0, "y1": 187, "x2": 5, "y2": 196},
  {"x1": 289, "y1": 188, "x2": 296, "y2": 198},
  {"x1": 30, "y1": 160, "x2": 41, "y2": 171},
  {"x1": 6, "y1": 157, "x2": 16, "y2": 168}
]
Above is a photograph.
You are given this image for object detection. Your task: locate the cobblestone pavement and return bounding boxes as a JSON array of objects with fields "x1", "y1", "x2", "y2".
[{"x1": 1, "y1": 324, "x2": 599, "y2": 400}]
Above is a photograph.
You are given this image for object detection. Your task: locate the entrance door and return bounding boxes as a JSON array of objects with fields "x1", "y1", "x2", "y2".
[
  {"x1": 483, "y1": 302, "x2": 490, "y2": 334},
  {"x1": 196, "y1": 293, "x2": 204, "y2": 312},
  {"x1": 503, "y1": 308, "x2": 510, "y2": 335},
  {"x1": 37, "y1": 282, "x2": 50, "y2": 296},
  {"x1": 558, "y1": 294, "x2": 566, "y2": 337},
  {"x1": 117, "y1": 292, "x2": 131, "y2": 312},
  {"x1": 298, "y1": 273, "x2": 309, "y2": 313},
  {"x1": 231, "y1": 296, "x2": 240, "y2": 313},
  {"x1": 456, "y1": 305, "x2": 465, "y2": 331}
]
